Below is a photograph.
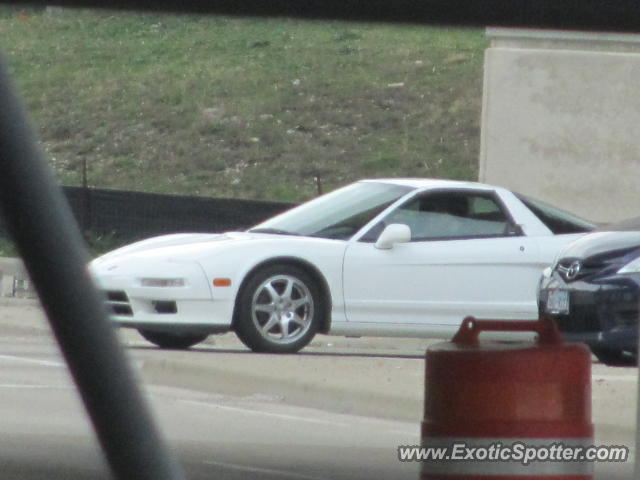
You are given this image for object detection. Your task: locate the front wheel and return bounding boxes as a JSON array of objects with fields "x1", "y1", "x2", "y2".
[
  {"x1": 592, "y1": 347, "x2": 637, "y2": 367},
  {"x1": 138, "y1": 329, "x2": 209, "y2": 349},
  {"x1": 234, "y1": 265, "x2": 323, "y2": 353}
]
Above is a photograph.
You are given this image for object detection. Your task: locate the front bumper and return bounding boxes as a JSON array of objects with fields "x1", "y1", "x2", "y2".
[
  {"x1": 103, "y1": 289, "x2": 230, "y2": 334},
  {"x1": 538, "y1": 272, "x2": 639, "y2": 353},
  {"x1": 90, "y1": 260, "x2": 234, "y2": 334}
]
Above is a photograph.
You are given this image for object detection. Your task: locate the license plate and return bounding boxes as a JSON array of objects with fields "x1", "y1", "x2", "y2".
[{"x1": 546, "y1": 289, "x2": 569, "y2": 315}]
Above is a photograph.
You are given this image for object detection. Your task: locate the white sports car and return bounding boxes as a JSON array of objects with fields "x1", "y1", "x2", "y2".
[{"x1": 90, "y1": 179, "x2": 595, "y2": 352}]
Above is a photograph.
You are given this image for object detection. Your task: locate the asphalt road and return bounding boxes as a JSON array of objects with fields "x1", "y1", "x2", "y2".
[
  {"x1": 0, "y1": 333, "x2": 422, "y2": 480},
  {"x1": 0, "y1": 298, "x2": 636, "y2": 479}
]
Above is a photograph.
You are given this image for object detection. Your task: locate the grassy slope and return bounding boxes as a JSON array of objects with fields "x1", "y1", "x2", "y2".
[{"x1": 1, "y1": 9, "x2": 487, "y2": 202}]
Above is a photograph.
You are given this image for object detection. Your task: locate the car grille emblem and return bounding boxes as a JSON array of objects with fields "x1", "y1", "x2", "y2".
[{"x1": 558, "y1": 260, "x2": 581, "y2": 280}]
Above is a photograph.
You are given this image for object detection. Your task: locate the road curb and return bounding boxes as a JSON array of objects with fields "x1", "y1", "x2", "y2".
[
  {"x1": 0, "y1": 298, "x2": 53, "y2": 338},
  {"x1": 140, "y1": 353, "x2": 424, "y2": 422}
]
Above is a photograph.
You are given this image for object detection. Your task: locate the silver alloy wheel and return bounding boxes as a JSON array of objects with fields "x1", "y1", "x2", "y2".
[{"x1": 251, "y1": 274, "x2": 314, "y2": 345}]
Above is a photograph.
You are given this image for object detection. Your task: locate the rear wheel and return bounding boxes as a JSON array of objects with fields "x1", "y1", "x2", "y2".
[
  {"x1": 234, "y1": 264, "x2": 323, "y2": 353},
  {"x1": 138, "y1": 329, "x2": 208, "y2": 349},
  {"x1": 592, "y1": 347, "x2": 637, "y2": 367}
]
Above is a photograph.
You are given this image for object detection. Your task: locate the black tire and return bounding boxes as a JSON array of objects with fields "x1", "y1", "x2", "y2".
[
  {"x1": 138, "y1": 329, "x2": 208, "y2": 349},
  {"x1": 592, "y1": 347, "x2": 637, "y2": 367},
  {"x1": 234, "y1": 264, "x2": 324, "y2": 353}
]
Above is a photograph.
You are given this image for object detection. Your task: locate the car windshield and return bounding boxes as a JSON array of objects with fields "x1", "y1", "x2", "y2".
[
  {"x1": 250, "y1": 181, "x2": 413, "y2": 239},
  {"x1": 515, "y1": 194, "x2": 596, "y2": 234}
]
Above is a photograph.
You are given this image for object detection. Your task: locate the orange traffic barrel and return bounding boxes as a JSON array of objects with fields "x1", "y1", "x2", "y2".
[{"x1": 421, "y1": 316, "x2": 593, "y2": 479}]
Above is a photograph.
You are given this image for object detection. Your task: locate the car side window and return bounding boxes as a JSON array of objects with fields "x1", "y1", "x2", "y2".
[{"x1": 362, "y1": 191, "x2": 514, "y2": 242}]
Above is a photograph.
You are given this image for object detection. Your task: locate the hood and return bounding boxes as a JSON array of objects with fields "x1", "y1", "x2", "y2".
[
  {"x1": 558, "y1": 231, "x2": 640, "y2": 260},
  {"x1": 92, "y1": 231, "x2": 252, "y2": 265}
]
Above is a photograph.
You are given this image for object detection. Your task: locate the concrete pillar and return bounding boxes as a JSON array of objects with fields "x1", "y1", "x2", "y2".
[
  {"x1": 479, "y1": 28, "x2": 640, "y2": 223},
  {"x1": 0, "y1": 272, "x2": 14, "y2": 297},
  {"x1": 0, "y1": 257, "x2": 34, "y2": 298}
]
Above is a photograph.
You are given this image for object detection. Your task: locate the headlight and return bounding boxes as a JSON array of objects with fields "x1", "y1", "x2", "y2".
[
  {"x1": 617, "y1": 257, "x2": 640, "y2": 274},
  {"x1": 140, "y1": 278, "x2": 187, "y2": 287}
]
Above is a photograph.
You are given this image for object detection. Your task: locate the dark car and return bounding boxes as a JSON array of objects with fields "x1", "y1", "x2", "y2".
[{"x1": 538, "y1": 219, "x2": 640, "y2": 366}]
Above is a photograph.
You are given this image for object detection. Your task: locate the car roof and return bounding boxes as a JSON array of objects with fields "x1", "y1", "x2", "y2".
[{"x1": 361, "y1": 178, "x2": 497, "y2": 191}]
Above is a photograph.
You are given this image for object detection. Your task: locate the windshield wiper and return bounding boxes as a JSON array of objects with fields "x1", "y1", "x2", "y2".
[{"x1": 249, "y1": 228, "x2": 301, "y2": 236}]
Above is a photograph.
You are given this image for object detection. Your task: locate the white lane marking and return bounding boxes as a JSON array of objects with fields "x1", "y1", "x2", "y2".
[
  {"x1": 593, "y1": 375, "x2": 637, "y2": 382},
  {"x1": 0, "y1": 384, "x2": 71, "y2": 389},
  {"x1": 180, "y1": 399, "x2": 349, "y2": 427},
  {"x1": 204, "y1": 460, "x2": 332, "y2": 480},
  {"x1": 0, "y1": 354, "x2": 65, "y2": 368},
  {"x1": 386, "y1": 429, "x2": 420, "y2": 437}
]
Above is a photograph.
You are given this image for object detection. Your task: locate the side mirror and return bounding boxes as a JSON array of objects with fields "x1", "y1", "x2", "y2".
[{"x1": 374, "y1": 224, "x2": 411, "y2": 250}]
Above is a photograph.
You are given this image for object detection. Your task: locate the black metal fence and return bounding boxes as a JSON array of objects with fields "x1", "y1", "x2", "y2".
[{"x1": 3, "y1": 186, "x2": 294, "y2": 242}]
